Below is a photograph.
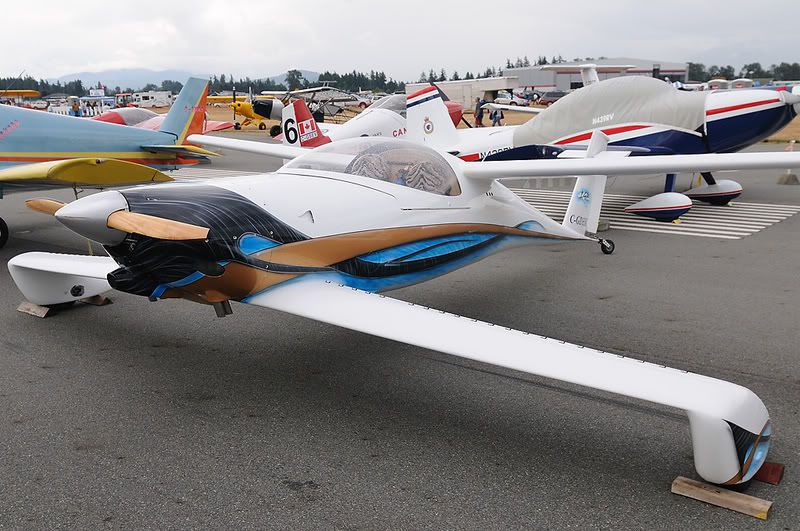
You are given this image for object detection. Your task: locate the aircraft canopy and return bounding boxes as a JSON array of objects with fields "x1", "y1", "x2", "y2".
[{"x1": 284, "y1": 137, "x2": 461, "y2": 196}]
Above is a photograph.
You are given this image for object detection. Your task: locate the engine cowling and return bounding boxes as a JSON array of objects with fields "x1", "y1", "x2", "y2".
[
  {"x1": 624, "y1": 192, "x2": 692, "y2": 221},
  {"x1": 684, "y1": 179, "x2": 742, "y2": 205},
  {"x1": 252, "y1": 99, "x2": 284, "y2": 121}
]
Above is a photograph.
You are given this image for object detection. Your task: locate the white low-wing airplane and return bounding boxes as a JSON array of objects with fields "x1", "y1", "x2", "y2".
[{"x1": 11, "y1": 130, "x2": 798, "y2": 487}]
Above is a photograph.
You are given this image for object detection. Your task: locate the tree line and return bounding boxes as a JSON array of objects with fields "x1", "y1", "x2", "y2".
[
  {"x1": 3, "y1": 59, "x2": 799, "y2": 98},
  {"x1": 688, "y1": 62, "x2": 800, "y2": 82}
]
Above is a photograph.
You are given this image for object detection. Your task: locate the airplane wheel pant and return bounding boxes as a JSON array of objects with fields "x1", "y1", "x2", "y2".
[{"x1": 0, "y1": 217, "x2": 8, "y2": 249}]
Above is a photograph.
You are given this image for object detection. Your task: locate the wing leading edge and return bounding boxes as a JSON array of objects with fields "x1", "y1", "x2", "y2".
[{"x1": 246, "y1": 279, "x2": 770, "y2": 486}]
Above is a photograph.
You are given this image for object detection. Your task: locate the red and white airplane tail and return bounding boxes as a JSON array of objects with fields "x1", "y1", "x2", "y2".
[
  {"x1": 406, "y1": 85, "x2": 460, "y2": 152},
  {"x1": 280, "y1": 99, "x2": 331, "y2": 148}
]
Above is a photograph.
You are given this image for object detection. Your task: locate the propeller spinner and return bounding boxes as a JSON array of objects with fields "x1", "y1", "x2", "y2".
[{"x1": 26, "y1": 191, "x2": 210, "y2": 244}]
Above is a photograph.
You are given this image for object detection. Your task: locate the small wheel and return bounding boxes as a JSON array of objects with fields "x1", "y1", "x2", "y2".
[
  {"x1": 359, "y1": 102, "x2": 367, "y2": 109},
  {"x1": 234, "y1": 122, "x2": 242, "y2": 130},
  {"x1": 510, "y1": 101, "x2": 517, "y2": 106},
  {"x1": 600, "y1": 239, "x2": 615, "y2": 255},
  {"x1": 258, "y1": 122, "x2": 267, "y2": 130},
  {"x1": 269, "y1": 125, "x2": 282, "y2": 137},
  {"x1": 0, "y1": 217, "x2": 8, "y2": 249}
]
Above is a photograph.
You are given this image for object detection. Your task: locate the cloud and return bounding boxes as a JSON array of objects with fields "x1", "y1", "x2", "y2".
[{"x1": 1, "y1": 0, "x2": 795, "y2": 81}]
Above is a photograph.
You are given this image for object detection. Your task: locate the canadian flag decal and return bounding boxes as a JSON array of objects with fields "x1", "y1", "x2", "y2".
[{"x1": 298, "y1": 118, "x2": 318, "y2": 142}]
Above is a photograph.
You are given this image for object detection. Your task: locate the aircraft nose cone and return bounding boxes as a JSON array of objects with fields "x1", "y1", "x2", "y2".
[{"x1": 55, "y1": 190, "x2": 129, "y2": 245}]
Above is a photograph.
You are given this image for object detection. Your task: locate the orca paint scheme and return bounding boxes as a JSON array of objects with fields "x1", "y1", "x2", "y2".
[{"x1": 12, "y1": 132, "x2": 800, "y2": 486}]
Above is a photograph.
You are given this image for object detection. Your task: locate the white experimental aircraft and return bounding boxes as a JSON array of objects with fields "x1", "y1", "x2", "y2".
[{"x1": 10, "y1": 127, "x2": 798, "y2": 487}]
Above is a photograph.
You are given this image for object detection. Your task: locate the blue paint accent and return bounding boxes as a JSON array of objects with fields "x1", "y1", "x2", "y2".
[
  {"x1": 610, "y1": 129, "x2": 706, "y2": 155},
  {"x1": 517, "y1": 220, "x2": 545, "y2": 232},
  {"x1": 239, "y1": 233, "x2": 279, "y2": 255},
  {"x1": 359, "y1": 233, "x2": 495, "y2": 264},
  {"x1": 407, "y1": 92, "x2": 441, "y2": 108},
  {"x1": 242, "y1": 229, "x2": 579, "y2": 303},
  {"x1": 664, "y1": 173, "x2": 677, "y2": 193},
  {"x1": 628, "y1": 206, "x2": 691, "y2": 222},
  {"x1": 148, "y1": 262, "x2": 228, "y2": 300},
  {"x1": 741, "y1": 423, "x2": 772, "y2": 483},
  {"x1": 707, "y1": 106, "x2": 797, "y2": 153}
]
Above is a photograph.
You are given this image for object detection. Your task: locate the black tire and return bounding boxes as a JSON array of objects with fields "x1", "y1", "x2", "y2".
[
  {"x1": 600, "y1": 239, "x2": 615, "y2": 255},
  {"x1": 510, "y1": 101, "x2": 517, "y2": 106},
  {"x1": 269, "y1": 125, "x2": 282, "y2": 138},
  {"x1": 0, "y1": 217, "x2": 8, "y2": 249},
  {"x1": 234, "y1": 122, "x2": 242, "y2": 130},
  {"x1": 359, "y1": 102, "x2": 367, "y2": 109},
  {"x1": 258, "y1": 122, "x2": 267, "y2": 130}
]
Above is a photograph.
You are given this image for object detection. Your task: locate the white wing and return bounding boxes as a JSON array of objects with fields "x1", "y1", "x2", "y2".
[
  {"x1": 8, "y1": 252, "x2": 116, "y2": 305},
  {"x1": 462, "y1": 150, "x2": 800, "y2": 180},
  {"x1": 247, "y1": 279, "x2": 770, "y2": 485},
  {"x1": 187, "y1": 134, "x2": 306, "y2": 160},
  {"x1": 482, "y1": 102, "x2": 543, "y2": 114}
]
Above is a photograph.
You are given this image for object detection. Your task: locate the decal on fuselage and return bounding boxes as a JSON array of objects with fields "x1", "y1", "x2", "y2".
[
  {"x1": 0, "y1": 119, "x2": 20, "y2": 140},
  {"x1": 479, "y1": 146, "x2": 512, "y2": 160},
  {"x1": 592, "y1": 113, "x2": 614, "y2": 125}
]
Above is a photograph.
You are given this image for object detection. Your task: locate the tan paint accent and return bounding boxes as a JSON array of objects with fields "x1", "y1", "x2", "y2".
[
  {"x1": 260, "y1": 223, "x2": 567, "y2": 268},
  {"x1": 163, "y1": 263, "x2": 297, "y2": 303},
  {"x1": 106, "y1": 211, "x2": 210, "y2": 241},
  {"x1": 26, "y1": 198, "x2": 65, "y2": 215},
  {"x1": 163, "y1": 223, "x2": 566, "y2": 304}
]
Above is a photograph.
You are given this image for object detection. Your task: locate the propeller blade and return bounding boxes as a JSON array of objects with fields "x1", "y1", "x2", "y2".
[
  {"x1": 26, "y1": 198, "x2": 65, "y2": 215},
  {"x1": 106, "y1": 211, "x2": 210, "y2": 241}
]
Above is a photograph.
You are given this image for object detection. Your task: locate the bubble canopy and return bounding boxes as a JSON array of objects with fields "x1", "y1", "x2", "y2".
[
  {"x1": 283, "y1": 138, "x2": 462, "y2": 196},
  {"x1": 369, "y1": 94, "x2": 407, "y2": 117}
]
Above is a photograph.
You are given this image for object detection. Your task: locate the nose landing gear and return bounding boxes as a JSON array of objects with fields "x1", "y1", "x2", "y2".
[{"x1": 599, "y1": 239, "x2": 615, "y2": 255}]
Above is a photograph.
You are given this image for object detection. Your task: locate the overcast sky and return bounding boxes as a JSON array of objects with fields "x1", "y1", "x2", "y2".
[{"x1": 3, "y1": 0, "x2": 796, "y2": 81}]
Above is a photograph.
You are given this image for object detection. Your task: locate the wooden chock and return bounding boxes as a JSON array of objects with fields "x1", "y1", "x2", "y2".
[
  {"x1": 754, "y1": 462, "x2": 785, "y2": 486},
  {"x1": 671, "y1": 476, "x2": 772, "y2": 520},
  {"x1": 79, "y1": 295, "x2": 112, "y2": 306},
  {"x1": 16, "y1": 301, "x2": 52, "y2": 318}
]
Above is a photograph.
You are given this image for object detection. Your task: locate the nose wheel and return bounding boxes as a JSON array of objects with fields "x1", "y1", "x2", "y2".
[{"x1": 599, "y1": 239, "x2": 615, "y2": 255}]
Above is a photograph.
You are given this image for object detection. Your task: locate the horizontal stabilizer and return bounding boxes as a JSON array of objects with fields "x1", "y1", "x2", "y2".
[
  {"x1": 0, "y1": 158, "x2": 173, "y2": 186},
  {"x1": 8, "y1": 252, "x2": 117, "y2": 305},
  {"x1": 482, "y1": 102, "x2": 543, "y2": 115},
  {"x1": 187, "y1": 134, "x2": 307, "y2": 160},
  {"x1": 140, "y1": 144, "x2": 220, "y2": 157}
]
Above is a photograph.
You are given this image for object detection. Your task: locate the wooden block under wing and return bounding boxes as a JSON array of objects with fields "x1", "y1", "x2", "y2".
[{"x1": 671, "y1": 476, "x2": 772, "y2": 520}]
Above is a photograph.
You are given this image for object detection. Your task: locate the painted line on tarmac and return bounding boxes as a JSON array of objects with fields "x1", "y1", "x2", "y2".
[{"x1": 511, "y1": 189, "x2": 800, "y2": 240}]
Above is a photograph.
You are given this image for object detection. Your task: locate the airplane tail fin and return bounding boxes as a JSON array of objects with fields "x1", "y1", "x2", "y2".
[
  {"x1": 159, "y1": 77, "x2": 210, "y2": 144},
  {"x1": 280, "y1": 99, "x2": 331, "y2": 148},
  {"x1": 562, "y1": 131, "x2": 609, "y2": 235},
  {"x1": 406, "y1": 84, "x2": 460, "y2": 151}
]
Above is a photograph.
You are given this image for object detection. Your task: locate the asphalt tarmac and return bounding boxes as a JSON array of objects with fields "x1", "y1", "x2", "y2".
[{"x1": 1, "y1": 138, "x2": 799, "y2": 529}]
